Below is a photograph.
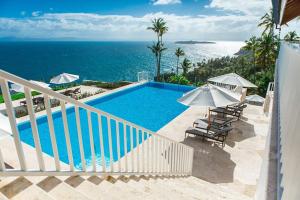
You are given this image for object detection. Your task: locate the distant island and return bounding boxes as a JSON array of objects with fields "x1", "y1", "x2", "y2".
[{"x1": 175, "y1": 41, "x2": 216, "y2": 44}]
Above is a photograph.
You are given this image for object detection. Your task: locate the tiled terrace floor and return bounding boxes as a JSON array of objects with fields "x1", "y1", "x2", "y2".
[
  {"x1": 0, "y1": 104, "x2": 269, "y2": 199},
  {"x1": 158, "y1": 104, "x2": 269, "y2": 198}
]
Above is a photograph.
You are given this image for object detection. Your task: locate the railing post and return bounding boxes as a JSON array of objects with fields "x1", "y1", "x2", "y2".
[
  {"x1": 44, "y1": 95, "x2": 61, "y2": 171},
  {"x1": 115, "y1": 120, "x2": 121, "y2": 172},
  {"x1": 136, "y1": 128, "x2": 140, "y2": 172},
  {"x1": 0, "y1": 148, "x2": 5, "y2": 171},
  {"x1": 0, "y1": 79, "x2": 27, "y2": 170},
  {"x1": 74, "y1": 106, "x2": 86, "y2": 171},
  {"x1": 24, "y1": 87, "x2": 45, "y2": 171},
  {"x1": 98, "y1": 115, "x2": 106, "y2": 172},
  {"x1": 87, "y1": 111, "x2": 96, "y2": 171},
  {"x1": 130, "y1": 126, "x2": 135, "y2": 172},
  {"x1": 60, "y1": 100, "x2": 74, "y2": 171},
  {"x1": 123, "y1": 122, "x2": 128, "y2": 172},
  {"x1": 107, "y1": 116, "x2": 114, "y2": 172},
  {"x1": 141, "y1": 131, "x2": 145, "y2": 173},
  {"x1": 147, "y1": 133, "x2": 150, "y2": 173}
]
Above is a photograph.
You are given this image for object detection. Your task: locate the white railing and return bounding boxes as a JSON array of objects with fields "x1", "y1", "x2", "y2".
[
  {"x1": 137, "y1": 71, "x2": 150, "y2": 82},
  {"x1": 0, "y1": 69, "x2": 193, "y2": 177},
  {"x1": 267, "y1": 82, "x2": 275, "y2": 94},
  {"x1": 263, "y1": 82, "x2": 275, "y2": 114}
]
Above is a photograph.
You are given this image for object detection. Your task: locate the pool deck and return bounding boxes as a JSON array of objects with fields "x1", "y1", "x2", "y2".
[
  {"x1": 0, "y1": 82, "x2": 270, "y2": 199},
  {"x1": 157, "y1": 104, "x2": 269, "y2": 198}
]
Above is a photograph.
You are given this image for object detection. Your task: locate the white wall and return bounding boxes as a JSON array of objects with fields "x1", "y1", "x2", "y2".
[{"x1": 277, "y1": 43, "x2": 300, "y2": 200}]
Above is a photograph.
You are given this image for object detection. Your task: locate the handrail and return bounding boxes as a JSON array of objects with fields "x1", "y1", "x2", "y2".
[
  {"x1": 0, "y1": 70, "x2": 192, "y2": 150},
  {"x1": 0, "y1": 69, "x2": 194, "y2": 176}
]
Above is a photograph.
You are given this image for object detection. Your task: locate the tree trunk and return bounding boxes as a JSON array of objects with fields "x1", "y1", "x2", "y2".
[
  {"x1": 157, "y1": 52, "x2": 161, "y2": 80},
  {"x1": 176, "y1": 57, "x2": 179, "y2": 75}
]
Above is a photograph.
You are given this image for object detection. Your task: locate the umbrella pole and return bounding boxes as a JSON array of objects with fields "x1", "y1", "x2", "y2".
[{"x1": 208, "y1": 107, "x2": 211, "y2": 128}]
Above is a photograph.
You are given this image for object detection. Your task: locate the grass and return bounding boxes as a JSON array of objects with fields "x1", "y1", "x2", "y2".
[
  {"x1": 0, "y1": 83, "x2": 79, "y2": 104},
  {"x1": 0, "y1": 91, "x2": 40, "y2": 104}
]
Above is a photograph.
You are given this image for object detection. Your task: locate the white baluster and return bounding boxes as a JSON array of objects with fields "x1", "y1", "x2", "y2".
[
  {"x1": 172, "y1": 143, "x2": 176, "y2": 173},
  {"x1": 147, "y1": 133, "x2": 150, "y2": 173},
  {"x1": 60, "y1": 100, "x2": 74, "y2": 171},
  {"x1": 136, "y1": 128, "x2": 140, "y2": 172},
  {"x1": 152, "y1": 134, "x2": 155, "y2": 173},
  {"x1": 44, "y1": 95, "x2": 60, "y2": 171},
  {"x1": 0, "y1": 148, "x2": 5, "y2": 171},
  {"x1": 74, "y1": 106, "x2": 86, "y2": 171},
  {"x1": 87, "y1": 111, "x2": 96, "y2": 171},
  {"x1": 107, "y1": 117, "x2": 114, "y2": 172},
  {"x1": 141, "y1": 131, "x2": 145, "y2": 173},
  {"x1": 98, "y1": 115, "x2": 106, "y2": 172},
  {"x1": 157, "y1": 137, "x2": 161, "y2": 173},
  {"x1": 130, "y1": 126, "x2": 134, "y2": 172},
  {"x1": 115, "y1": 120, "x2": 121, "y2": 172},
  {"x1": 123, "y1": 122, "x2": 128, "y2": 172},
  {"x1": 24, "y1": 87, "x2": 45, "y2": 171},
  {"x1": 0, "y1": 79, "x2": 27, "y2": 170}
]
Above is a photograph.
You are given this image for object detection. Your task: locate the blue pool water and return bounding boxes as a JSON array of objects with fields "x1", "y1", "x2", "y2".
[{"x1": 17, "y1": 82, "x2": 194, "y2": 168}]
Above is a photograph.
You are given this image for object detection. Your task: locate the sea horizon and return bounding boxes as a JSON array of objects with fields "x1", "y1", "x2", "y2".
[{"x1": 0, "y1": 41, "x2": 244, "y2": 83}]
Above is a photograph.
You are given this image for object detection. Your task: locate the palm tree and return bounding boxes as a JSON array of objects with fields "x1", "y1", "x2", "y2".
[
  {"x1": 181, "y1": 58, "x2": 192, "y2": 77},
  {"x1": 284, "y1": 31, "x2": 300, "y2": 42},
  {"x1": 258, "y1": 10, "x2": 274, "y2": 36},
  {"x1": 256, "y1": 34, "x2": 278, "y2": 68},
  {"x1": 147, "y1": 18, "x2": 169, "y2": 80},
  {"x1": 147, "y1": 18, "x2": 168, "y2": 43},
  {"x1": 175, "y1": 48, "x2": 185, "y2": 75},
  {"x1": 148, "y1": 42, "x2": 167, "y2": 80},
  {"x1": 243, "y1": 36, "x2": 258, "y2": 67}
]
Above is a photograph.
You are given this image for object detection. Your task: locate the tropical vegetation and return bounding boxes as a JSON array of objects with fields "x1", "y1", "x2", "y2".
[
  {"x1": 147, "y1": 18, "x2": 168, "y2": 80},
  {"x1": 175, "y1": 48, "x2": 185, "y2": 75},
  {"x1": 148, "y1": 10, "x2": 298, "y2": 96},
  {"x1": 284, "y1": 31, "x2": 300, "y2": 41}
]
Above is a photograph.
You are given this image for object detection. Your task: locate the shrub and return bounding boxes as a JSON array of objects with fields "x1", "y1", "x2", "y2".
[{"x1": 167, "y1": 75, "x2": 190, "y2": 85}]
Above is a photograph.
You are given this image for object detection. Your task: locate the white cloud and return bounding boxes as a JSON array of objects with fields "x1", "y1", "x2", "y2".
[
  {"x1": 205, "y1": 0, "x2": 271, "y2": 16},
  {"x1": 0, "y1": 12, "x2": 299, "y2": 41},
  {"x1": 32, "y1": 11, "x2": 42, "y2": 17},
  {"x1": 20, "y1": 11, "x2": 26, "y2": 16},
  {"x1": 152, "y1": 0, "x2": 181, "y2": 5}
]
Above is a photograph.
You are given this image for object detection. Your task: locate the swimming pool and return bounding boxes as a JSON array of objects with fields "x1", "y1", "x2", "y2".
[{"x1": 17, "y1": 82, "x2": 194, "y2": 168}]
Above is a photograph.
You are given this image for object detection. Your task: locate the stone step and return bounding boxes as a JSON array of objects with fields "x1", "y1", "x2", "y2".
[
  {"x1": 11, "y1": 185, "x2": 55, "y2": 200},
  {"x1": 48, "y1": 181, "x2": 92, "y2": 200}
]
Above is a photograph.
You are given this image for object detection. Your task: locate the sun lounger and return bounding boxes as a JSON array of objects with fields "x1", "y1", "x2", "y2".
[
  {"x1": 193, "y1": 117, "x2": 234, "y2": 129},
  {"x1": 226, "y1": 102, "x2": 247, "y2": 112},
  {"x1": 210, "y1": 107, "x2": 242, "y2": 120},
  {"x1": 185, "y1": 126, "x2": 232, "y2": 147},
  {"x1": 72, "y1": 87, "x2": 81, "y2": 95},
  {"x1": 61, "y1": 90, "x2": 73, "y2": 96},
  {"x1": 20, "y1": 96, "x2": 44, "y2": 106}
]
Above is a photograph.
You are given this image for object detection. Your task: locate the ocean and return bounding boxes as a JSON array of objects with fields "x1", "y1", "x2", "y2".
[{"x1": 0, "y1": 41, "x2": 244, "y2": 82}]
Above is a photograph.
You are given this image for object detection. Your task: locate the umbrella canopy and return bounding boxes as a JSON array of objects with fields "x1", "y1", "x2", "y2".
[
  {"x1": 208, "y1": 73, "x2": 257, "y2": 88},
  {"x1": 50, "y1": 73, "x2": 79, "y2": 84},
  {"x1": 11, "y1": 80, "x2": 51, "y2": 93},
  {"x1": 246, "y1": 94, "x2": 265, "y2": 103},
  {"x1": 178, "y1": 84, "x2": 241, "y2": 108}
]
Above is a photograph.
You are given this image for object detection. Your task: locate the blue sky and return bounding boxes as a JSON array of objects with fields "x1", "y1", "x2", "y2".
[
  {"x1": 0, "y1": 0, "x2": 299, "y2": 41},
  {"x1": 0, "y1": 0, "x2": 212, "y2": 17}
]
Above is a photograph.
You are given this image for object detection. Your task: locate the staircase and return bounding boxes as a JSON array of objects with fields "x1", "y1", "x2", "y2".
[{"x1": 0, "y1": 174, "x2": 252, "y2": 200}]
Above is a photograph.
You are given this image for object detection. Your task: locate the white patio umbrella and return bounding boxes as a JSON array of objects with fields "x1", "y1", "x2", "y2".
[
  {"x1": 208, "y1": 73, "x2": 257, "y2": 88},
  {"x1": 11, "y1": 80, "x2": 51, "y2": 93},
  {"x1": 178, "y1": 84, "x2": 241, "y2": 124},
  {"x1": 246, "y1": 94, "x2": 265, "y2": 104},
  {"x1": 178, "y1": 84, "x2": 241, "y2": 108},
  {"x1": 50, "y1": 73, "x2": 79, "y2": 85}
]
